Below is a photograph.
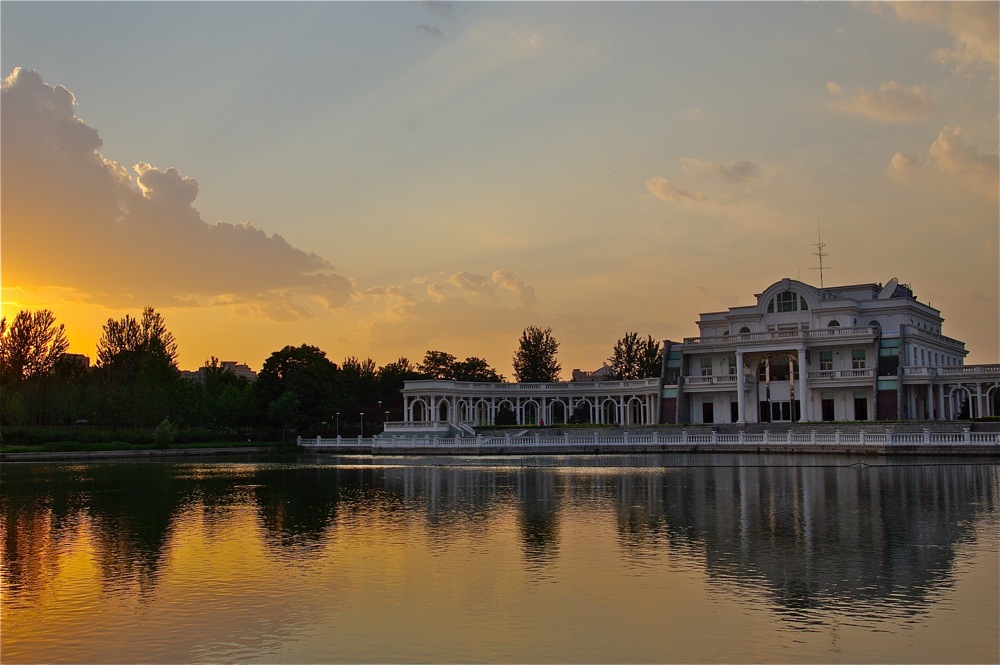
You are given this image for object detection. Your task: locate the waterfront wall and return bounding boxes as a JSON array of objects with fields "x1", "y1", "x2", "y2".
[{"x1": 302, "y1": 427, "x2": 1000, "y2": 457}]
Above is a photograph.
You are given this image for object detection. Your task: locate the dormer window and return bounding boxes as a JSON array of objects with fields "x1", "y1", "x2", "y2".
[{"x1": 767, "y1": 290, "x2": 809, "y2": 313}]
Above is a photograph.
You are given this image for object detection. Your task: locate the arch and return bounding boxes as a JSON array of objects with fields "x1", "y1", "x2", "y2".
[
  {"x1": 988, "y1": 384, "x2": 1000, "y2": 418},
  {"x1": 494, "y1": 399, "x2": 516, "y2": 426},
  {"x1": 570, "y1": 400, "x2": 593, "y2": 424},
  {"x1": 474, "y1": 399, "x2": 491, "y2": 426},
  {"x1": 828, "y1": 320, "x2": 841, "y2": 328},
  {"x1": 438, "y1": 400, "x2": 450, "y2": 423},
  {"x1": 548, "y1": 399, "x2": 568, "y2": 425},
  {"x1": 522, "y1": 400, "x2": 540, "y2": 425},
  {"x1": 757, "y1": 278, "x2": 820, "y2": 315},
  {"x1": 739, "y1": 326, "x2": 752, "y2": 334},
  {"x1": 601, "y1": 398, "x2": 620, "y2": 425},
  {"x1": 410, "y1": 399, "x2": 428, "y2": 422},
  {"x1": 947, "y1": 385, "x2": 976, "y2": 419},
  {"x1": 626, "y1": 396, "x2": 645, "y2": 425}
]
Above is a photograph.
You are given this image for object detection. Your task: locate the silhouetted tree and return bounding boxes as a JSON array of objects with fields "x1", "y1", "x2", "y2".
[
  {"x1": 418, "y1": 350, "x2": 458, "y2": 379},
  {"x1": 94, "y1": 307, "x2": 179, "y2": 426},
  {"x1": 255, "y1": 344, "x2": 340, "y2": 435},
  {"x1": 513, "y1": 326, "x2": 561, "y2": 383},
  {"x1": 608, "y1": 332, "x2": 663, "y2": 380},
  {"x1": 0, "y1": 309, "x2": 70, "y2": 382}
]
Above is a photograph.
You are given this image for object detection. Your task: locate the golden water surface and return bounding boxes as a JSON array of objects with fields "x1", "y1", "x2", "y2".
[{"x1": 2, "y1": 455, "x2": 998, "y2": 663}]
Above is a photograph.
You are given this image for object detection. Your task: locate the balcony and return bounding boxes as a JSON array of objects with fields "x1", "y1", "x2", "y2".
[
  {"x1": 683, "y1": 368, "x2": 875, "y2": 389},
  {"x1": 684, "y1": 325, "x2": 876, "y2": 348}
]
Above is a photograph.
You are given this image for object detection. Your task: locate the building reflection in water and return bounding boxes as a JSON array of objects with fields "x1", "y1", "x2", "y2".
[{"x1": 2, "y1": 455, "x2": 997, "y2": 623}]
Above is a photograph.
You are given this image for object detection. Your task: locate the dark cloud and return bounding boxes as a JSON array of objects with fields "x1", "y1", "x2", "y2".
[
  {"x1": 1, "y1": 68, "x2": 353, "y2": 317},
  {"x1": 415, "y1": 24, "x2": 445, "y2": 39}
]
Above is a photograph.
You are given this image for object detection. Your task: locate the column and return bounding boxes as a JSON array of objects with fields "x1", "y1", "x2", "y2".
[
  {"x1": 736, "y1": 350, "x2": 746, "y2": 424},
  {"x1": 926, "y1": 384, "x2": 934, "y2": 420},
  {"x1": 798, "y1": 347, "x2": 809, "y2": 422}
]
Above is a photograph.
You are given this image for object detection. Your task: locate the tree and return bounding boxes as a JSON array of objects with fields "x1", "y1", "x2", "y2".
[
  {"x1": 97, "y1": 307, "x2": 178, "y2": 369},
  {"x1": 608, "y1": 332, "x2": 663, "y2": 380},
  {"x1": 512, "y1": 326, "x2": 561, "y2": 383},
  {"x1": 417, "y1": 350, "x2": 504, "y2": 382},
  {"x1": 418, "y1": 350, "x2": 458, "y2": 379},
  {"x1": 94, "y1": 307, "x2": 180, "y2": 426},
  {"x1": 0, "y1": 309, "x2": 70, "y2": 382},
  {"x1": 451, "y1": 357, "x2": 504, "y2": 382},
  {"x1": 254, "y1": 345, "x2": 340, "y2": 433}
]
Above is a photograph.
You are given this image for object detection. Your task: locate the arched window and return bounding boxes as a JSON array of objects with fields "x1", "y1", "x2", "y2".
[
  {"x1": 828, "y1": 320, "x2": 841, "y2": 327},
  {"x1": 767, "y1": 290, "x2": 809, "y2": 313},
  {"x1": 739, "y1": 326, "x2": 751, "y2": 334}
]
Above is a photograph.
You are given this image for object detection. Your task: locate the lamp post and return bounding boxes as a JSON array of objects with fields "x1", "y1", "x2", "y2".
[
  {"x1": 378, "y1": 401, "x2": 383, "y2": 430},
  {"x1": 336, "y1": 412, "x2": 340, "y2": 437},
  {"x1": 360, "y1": 413, "x2": 364, "y2": 438}
]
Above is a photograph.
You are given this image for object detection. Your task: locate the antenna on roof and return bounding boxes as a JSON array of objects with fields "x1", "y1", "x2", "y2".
[{"x1": 810, "y1": 220, "x2": 831, "y2": 289}]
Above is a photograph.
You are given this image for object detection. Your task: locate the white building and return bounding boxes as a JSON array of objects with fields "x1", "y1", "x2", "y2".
[
  {"x1": 391, "y1": 277, "x2": 999, "y2": 433},
  {"x1": 669, "y1": 277, "x2": 997, "y2": 424}
]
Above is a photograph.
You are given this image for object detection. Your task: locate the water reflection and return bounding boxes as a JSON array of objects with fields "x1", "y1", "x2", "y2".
[{"x1": 2, "y1": 455, "x2": 997, "y2": 662}]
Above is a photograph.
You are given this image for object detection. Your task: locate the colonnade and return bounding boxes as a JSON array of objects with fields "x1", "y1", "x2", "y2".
[{"x1": 399, "y1": 379, "x2": 662, "y2": 428}]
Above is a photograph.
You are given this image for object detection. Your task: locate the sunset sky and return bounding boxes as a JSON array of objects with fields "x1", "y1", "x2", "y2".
[{"x1": 2, "y1": 1, "x2": 997, "y2": 376}]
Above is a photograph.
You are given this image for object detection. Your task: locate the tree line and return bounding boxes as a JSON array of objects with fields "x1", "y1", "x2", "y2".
[{"x1": 1, "y1": 309, "x2": 662, "y2": 439}]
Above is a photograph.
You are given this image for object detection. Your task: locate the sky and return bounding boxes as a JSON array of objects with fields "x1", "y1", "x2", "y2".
[{"x1": 2, "y1": 1, "x2": 998, "y2": 376}]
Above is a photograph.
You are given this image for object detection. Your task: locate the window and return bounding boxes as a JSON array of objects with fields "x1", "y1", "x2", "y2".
[
  {"x1": 828, "y1": 320, "x2": 841, "y2": 328},
  {"x1": 819, "y1": 351, "x2": 833, "y2": 371},
  {"x1": 776, "y1": 291, "x2": 799, "y2": 312},
  {"x1": 728, "y1": 355, "x2": 737, "y2": 375},
  {"x1": 852, "y1": 349, "x2": 866, "y2": 369},
  {"x1": 700, "y1": 357, "x2": 713, "y2": 376},
  {"x1": 739, "y1": 326, "x2": 751, "y2": 334}
]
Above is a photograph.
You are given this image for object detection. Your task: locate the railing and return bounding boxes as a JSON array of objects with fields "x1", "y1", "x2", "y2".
[
  {"x1": 300, "y1": 428, "x2": 1000, "y2": 449},
  {"x1": 684, "y1": 375, "x2": 738, "y2": 385},
  {"x1": 684, "y1": 326, "x2": 876, "y2": 347},
  {"x1": 402, "y1": 378, "x2": 661, "y2": 392},
  {"x1": 808, "y1": 368, "x2": 876, "y2": 381},
  {"x1": 382, "y1": 420, "x2": 452, "y2": 431}
]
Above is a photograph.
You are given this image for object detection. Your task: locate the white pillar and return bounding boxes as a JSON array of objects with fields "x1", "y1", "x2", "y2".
[
  {"x1": 736, "y1": 351, "x2": 746, "y2": 423},
  {"x1": 798, "y1": 347, "x2": 809, "y2": 422}
]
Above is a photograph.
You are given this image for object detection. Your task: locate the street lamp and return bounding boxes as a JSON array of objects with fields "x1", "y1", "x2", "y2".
[
  {"x1": 336, "y1": 412, "x2": 340, "y2": 437},
  {"x1": 360, "y1": 412, "x2": 364, "y2": 438}
]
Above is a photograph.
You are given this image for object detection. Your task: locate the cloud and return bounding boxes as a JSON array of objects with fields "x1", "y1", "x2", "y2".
[
  {"x1": 449, "y1": 270, "x2": 495, "y2": 297},
  {"x1": 884, "y1": 127, "x2": 998, "y2": 197},
  {"x1": 882, "y1": 1, "x2": 999, "y2": 74},
  {"x1": 928, "y1": 127, "x2": 999, "y2": 195},
  {"x1": 490, "y1": 269, "x2": 537, "y2": 310},
  {"x1": 646, "y1": 177, "x2": 708, "y2": 205},
  {"x1": 826, "y1": 80, "x2": 936, "y2": 122},
  {"x1": 1, "y1": 68, "x2": 354, "y2": 318},
  {"x1": 886, "y1": 151, "x2": 920, "y2": 182},
  {"x1": 421, "y1": 269, "x2": 537, "y2": 309},
  {"x1": 647, "y1": 157, "x2": 759, "y2": 207},
  {"x1": 415, "y1": 24, "x2": 445, "y2": 39},
  {"x1": 681, "y1": 158, "x2": 759, "y2": 184}
]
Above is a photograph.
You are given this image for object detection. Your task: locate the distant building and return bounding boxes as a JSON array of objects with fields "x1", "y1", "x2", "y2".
[
  {"x1": 62, "y1": 353, "x2": 90, "y2": 370},
  {"x1": 571, "y1": 363, "x2": 614, "y2": 382},
  {"x1": 181, "y1": 361, "x2": 257, "y2": 383},
  {"x1": 389, "y1": 277, "x2": 999, "y2": 432}
]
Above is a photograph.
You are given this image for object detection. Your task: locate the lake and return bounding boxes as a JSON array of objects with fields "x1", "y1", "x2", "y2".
[{"x1": 2, "y1": 453, "x2": 998, "y2": 663}]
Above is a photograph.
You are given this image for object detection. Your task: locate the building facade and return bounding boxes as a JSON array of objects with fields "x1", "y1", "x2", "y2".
[
  {"x1": 665, "y1": 277, "x2": 998, "y2": 424},
  {"x1": 391, "y1": 277, "x2": 999, "y2": 433}
]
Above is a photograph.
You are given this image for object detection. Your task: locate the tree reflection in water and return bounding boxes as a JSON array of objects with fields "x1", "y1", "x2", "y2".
[{"x1": 2, "y1": 455, "x2": 997, "y2": 624}]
